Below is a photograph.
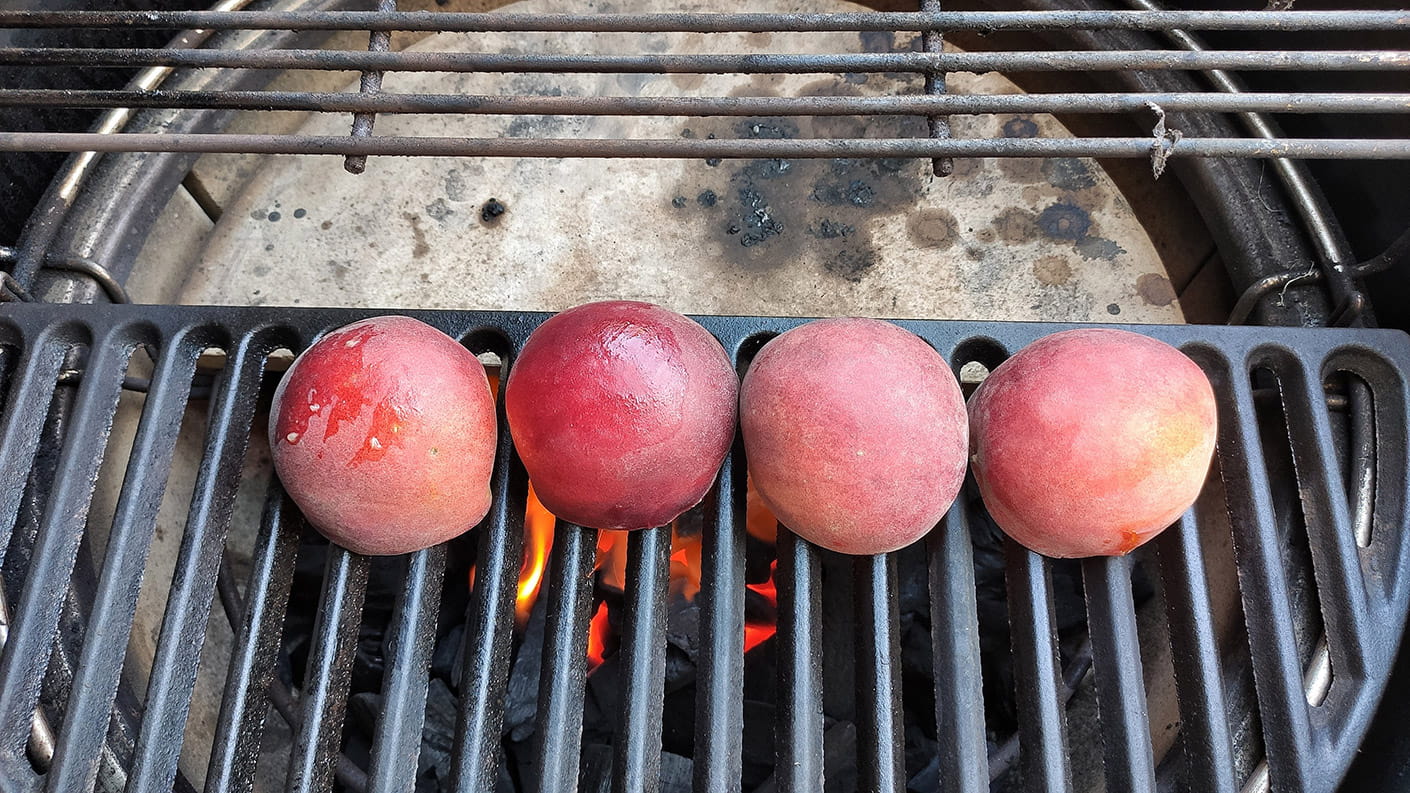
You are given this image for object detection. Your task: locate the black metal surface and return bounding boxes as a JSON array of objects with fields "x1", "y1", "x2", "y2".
[{"x1": 0, "y1": 303, "x2": 1406, "y2": 793}]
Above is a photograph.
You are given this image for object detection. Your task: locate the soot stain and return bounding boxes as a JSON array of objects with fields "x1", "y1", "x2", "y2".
[
  {"x1": 1075, "y1": 237, "x2": 1125, "y2": 261},
  {"x1": 676, "y1": 115, "x2": 924, "y2": 283},
  {"x1": 1002, "y1": 117, "x2": 1039, "y2": 138},
  {"x1": 1037, "y1": 202, "x2": 1092, "y2": 242},
  {"x1": 444, "y1": 170, "x2": 468, "y2": 202},
  {"x1": 426, "y1": 198, "x2": 454, "y2": 222},
  {"x1": 1136, "y1": 273, "x2": 1176, "y2": 306},
  {"x1": 1042, "y1": 158, "x2": 1096, "y2": 191}
]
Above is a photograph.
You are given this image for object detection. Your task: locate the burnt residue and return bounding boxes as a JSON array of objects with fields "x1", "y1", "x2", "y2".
[
  {"x1": 672, "y1": 196, "x2": 688, "y2": 209},
  {"x1": 1036, "y1": 202, "x2": 1092, "y2": 242},
  {"x1": 1042, "y1": 159, "x2": 1097, "y2": 191},
  {"x1": 1001, "y1": 117, "x2": 1039, "y2": 139},
  {"x1": 670, "y1": 100, "x2": 926, "y2": 283},
  {"x1": 481, "y1": 198, "x2": 506, "y2": 224}
]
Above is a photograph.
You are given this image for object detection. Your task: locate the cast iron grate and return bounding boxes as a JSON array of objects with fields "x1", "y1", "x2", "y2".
[
  {"x1": 0, "y1": 8, "x2": 1408, "y2": 164},
  {"x1": 0, "y1": 302, "x2": 1408, "y2": 793}
]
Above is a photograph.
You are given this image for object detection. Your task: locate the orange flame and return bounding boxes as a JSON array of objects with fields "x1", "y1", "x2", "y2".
[
  {"x1": 586, "y1": 601, "x2": 611, "y2": 667},
  {"x1": 744, "y1": 560, "x2": 779, "y2": 652},
  {"x1": 515, "y1": 484, "x2": 556, "y2": 626}
]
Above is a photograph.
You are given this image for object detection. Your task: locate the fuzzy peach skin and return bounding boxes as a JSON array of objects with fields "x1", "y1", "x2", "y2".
[
  {"x1": 504, "y1": 301, "x2": 738, "y2": 531},
  {"x1": 968, "y1": 328, "x2": 1217, "y2": 558},
  {"x1": 740, "y1": 318, "x2": 968, "y2": 555},
  {"x1": 269, "y1": 316, "x2": 497, "y2": 556}
]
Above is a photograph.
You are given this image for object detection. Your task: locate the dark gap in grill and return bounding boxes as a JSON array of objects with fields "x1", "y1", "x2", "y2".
[
  {"x1": 1321, "y1": 369, "x2": 1374, "y2": 549},
  {"x1": 1248, "y1": 365, "x2": 1328, "y2": 697}
]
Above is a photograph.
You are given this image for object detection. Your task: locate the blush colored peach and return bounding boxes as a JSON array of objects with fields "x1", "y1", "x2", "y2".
[
  {"x1": 740, "y1": 318, "x2": 968, "y2": 555},
  {"x1": 504, "y1": 301, "x2": 737, "y2": 531},
  {"x1": 269, "y1": 316, "x2": 496, "y2": 556},
  {"x1": 968, "y1": 328, "x2": 1217, "y2": 558}
]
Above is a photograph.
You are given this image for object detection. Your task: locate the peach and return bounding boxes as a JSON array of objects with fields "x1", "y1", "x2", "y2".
[
  {"x1": 740, "y1": 318, "x2": 968, "y2": 555},
  {"x1": 269, "y1": 316, "x2": 496, "y2": 556},
  {"x1": 968, "y1": 328, "x2": 1217, "y2": 558},
  {"x1": 504, "y1": 301, "x2": 737, "y2": 531}
]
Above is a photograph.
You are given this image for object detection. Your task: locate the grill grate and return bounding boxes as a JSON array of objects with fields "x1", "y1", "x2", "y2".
[
  {"x1": 0, "y1": 9, "x2": 1408, "y2": 163},
  {"x1": 0, "y1": 302, "x2": 1407, "y2": 793}
]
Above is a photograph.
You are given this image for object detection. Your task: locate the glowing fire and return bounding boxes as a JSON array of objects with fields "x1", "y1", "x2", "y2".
[
  {"x1": 586, "y1": 601, "x2": 611, "y2": 667},
  {"x1": 515, "y1": 484, "x2": 556, "y2": 626},
  {"x1": 744, "y1": 561, "x2": 780, "y2": 652},
  {"x1": 495, "y1": 471, "x2": 784, "y2": 668}
]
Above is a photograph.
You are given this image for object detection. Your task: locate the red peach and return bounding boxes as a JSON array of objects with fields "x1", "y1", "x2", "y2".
[
  {"x1": 740, "y1": 318, "x2": 968, "y2": 555},
  {"x1": 968, "y1": 328, "x2": 1217, "y2": 558},
  {"x1": 504, "y1": 301, "x2": 737, "y2": 531},
  {"x1": 269, "y1": 316, "x2": 496, "y2": 556}
]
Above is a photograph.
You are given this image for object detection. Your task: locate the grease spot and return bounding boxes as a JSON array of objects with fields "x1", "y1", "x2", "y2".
[
  {"x1": 1136, "y1": 273, "x2": 1177, "y2": 306},
  {"x1": 1033, "y1": 256, "x2": 1073, "y2": 286},
  {"x1": 1107, "y1": 303, "x2": 1122, "y2": 315},
  {"x1": 402, "y1": 212, "x2": 430, "y2": 259},
  {"x1": 992, "y1": 207, "x2": 1038, "y2": 243},
  {"x1": 907, "y1": 208, "x2": 958, "y2": 250}
]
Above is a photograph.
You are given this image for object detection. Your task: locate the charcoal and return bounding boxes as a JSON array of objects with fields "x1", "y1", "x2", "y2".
[
  {"x1": 418, "y1": 677, "x2": 459, "y2": 785},
  {"x1": 503, "y1": 599, "x2": 548, "y2": 742},
  {"x1": 347, "y1": 691, "x2": 384, "y2": 738},
  {"x1": 661, "y1": 751, "x2": 693, "y2": 793},
  {"x1": 750, "y1": 719, "x2": 857, "y2": 793},
  {"x1": 430, "y1": 623, "x2": 463, "y2": 687},
  {"x1": 583, "y1": 656, "x2": 622, "y2": 744},
  {"x1": 660, "y1": 684, "x2": 698, "y2": 759},
  {"x1": 740, "y1": 699, "x2": 778, "y2": 789},
  {"x1": 578, "y1": 743, "x2": 614, "y2": 793},
  {"x1": 664, "y1": 599, "x2": 700, "y2": 692}
]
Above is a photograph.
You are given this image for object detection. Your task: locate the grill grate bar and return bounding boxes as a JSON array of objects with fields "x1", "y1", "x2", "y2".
[
  {"x1": 774, "y1": 528, "x2": 823, "y2": 793},
  {"x1": 0, "y1": 330, "x2": 128, "y2": 760},
  {"x1": 854, "y1": 553, "x2": 905, "y2": 793},
  {"x1": 0, "y1": 337, "x2": 72, "y2": 575},
  {"x1": 1217, "y1": 359, "x2": 1316, "y2": 792},
  {"x1": 530, "y1": 522, "x2": 598, "y2": 793},
  {"x1": 286, "y1": 549, "x2": 370, "y2": 793},
  {"x1": 7, "y1": 89, "x2": 1408, "y2": 117},
  {"x1": 447, "y1": 374, "x2": 527, "y2": 792},
  {"x1": 2, "y1": 132, "x2": 1407, "y2": 159},
  {"x1": 1, "y1": 9, "x2": 1406, "y2": 33},
  {"x1": 43, "y1": 335, "x2": 199, "y2": 793},
  {"x1": 611, "y1": 526, "x2": 672, "y2": 793},
  {"x1": 1081, "y1": 555, "x2": 1158, "y2": 793},
  {"x1": 1280, "y1": 356, "x2": 1371, "y2": 688},
  {"x1": 691, "y1": 445, "x2": 746, "y2": 793},
  {"x1": 1154, "y1": 510, "x2": 1239, "y2": 793},
  {"x1": 5, "y1": 46, "x2": 1407, "y2": 74},
  {"x1": 205, "y1": 485, "x2": 302, "y2": 793},
  {"x1": 367, "y1": 546, "x2": 446, "y2": 793},
  {"x1": 927, "y1": 492, "x2": 988, "y2": 793},
  {"x1": 127, "y1": 336, "x2": 268, "y2": 793},
  {"x1": 344, "y1": 0, "x2": 397, "y2": 175},
  {"x1": 1005, "y1": 545, "x2": 1073, "y2": 793}
]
